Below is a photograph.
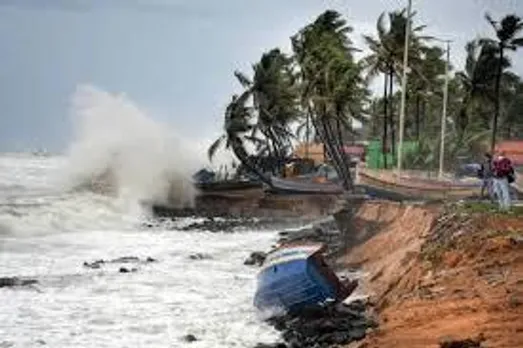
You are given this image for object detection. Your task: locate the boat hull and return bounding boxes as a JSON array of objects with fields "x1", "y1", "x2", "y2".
[
  {"x1": 253, "y1": 243, "x2": 352, "y2": 313},
  {"x1": 358, "y1": 170, "x2": 481, "y2": 201},
  {"x1": 254, "y1": 258, "x2": 337, "y2": 312},
  {"x1": 195, "y1": 181, "x2": 263, "y2": 192},
  {"x1": 267, "y1": 176, "x2": 343, "y2": 195}
]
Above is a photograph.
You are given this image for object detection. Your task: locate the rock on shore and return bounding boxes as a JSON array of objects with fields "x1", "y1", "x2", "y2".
[
  {"x1": 83, "y1": 256, "x2": 157, "y2": 270},
  {"x1": 257, "y1": 300, "x2": 376, "y2": 348},
  {"x1": 0, "y1": 276, "x2": 38, "y2": 288}
]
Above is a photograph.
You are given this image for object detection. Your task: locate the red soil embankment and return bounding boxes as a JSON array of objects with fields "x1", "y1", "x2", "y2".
[{"x1": 342, "y1": 202, "x2": 523, "y2": 348}]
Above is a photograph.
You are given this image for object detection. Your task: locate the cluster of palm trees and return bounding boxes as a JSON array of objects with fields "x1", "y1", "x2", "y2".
[{"x1": 208, "y1": 8, "x2": 523, "y2": 191}]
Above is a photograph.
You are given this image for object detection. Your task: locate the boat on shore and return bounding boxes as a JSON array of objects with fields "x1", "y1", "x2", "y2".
[
  {"x1": 358, "y1": 169, "x2": 482, "y2": 201},
  {"x1": 266, "y1": 176, "x2": 344, "y2": 195},
  {"x1": 195, "y1": 180, "x2": 263, "y2": 192},
  {"x1": 254, "y1": 243, "x2": 357, "y2": 313}
]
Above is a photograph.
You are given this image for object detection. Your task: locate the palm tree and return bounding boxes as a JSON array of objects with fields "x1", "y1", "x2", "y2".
[
  {"x1": 207, "y1": 93, "x2": 272, "y2": 186},
  {"x1": 362, "y1": 9, "x2": 427, "y2": 167},
  {"x1": 502, "y1": 77, "x2": 523, "y2": 138},
  {"x1": 456, "y1": 40, "x2": 510, "y2": 139},
  {"x1": 408, "y1": 45, "x2": 446, "y2": 141},
  {"x1": 292, "y1": 10, "x2": 365, "y2": 191},
  {"x1": 482, "y1": 13, "x2": 523, "y2": 151},
  {"x1": 234, "y1": 48, "x2": 299, "y2": 167}
]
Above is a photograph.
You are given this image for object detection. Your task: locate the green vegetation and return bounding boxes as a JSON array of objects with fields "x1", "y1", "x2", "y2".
[
  {"x1": 454, "y1": 201, "x2": 523, "y2": 216},
  {"x1": 209, "y1": 8, "x2": 523, "y2": 188}
]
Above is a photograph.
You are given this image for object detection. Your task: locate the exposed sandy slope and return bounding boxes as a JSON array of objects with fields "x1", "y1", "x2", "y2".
[{"x1": 342, "y1": 202, "x2": 523, "y2": 348}]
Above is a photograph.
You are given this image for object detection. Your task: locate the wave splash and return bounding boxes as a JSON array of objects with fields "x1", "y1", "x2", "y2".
[{"x1": 64, "y1": 85, "x2": 200, "y2": 208}]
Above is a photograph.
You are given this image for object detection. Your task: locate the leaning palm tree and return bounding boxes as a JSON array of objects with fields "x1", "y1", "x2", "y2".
[
  {"x1": 456, "y1": 40, "x2": 510, "y2": 140},
  {"x1": 234, "y1": 48, "x2": 299, "y2": 168},
  {"x1": 292, "y1": 10, "x2": 366, "y2": 191},
  {"x1": 482, "y1": 13, "x2": 523, "y2": 151},
  {"x1": 207, "y1": 93, "x2": 272, "y2": 186}
]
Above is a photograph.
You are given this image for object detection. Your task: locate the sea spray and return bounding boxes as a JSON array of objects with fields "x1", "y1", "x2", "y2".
[{"x1": 63, "y1": 85, "x2": 200, "y2": 208}]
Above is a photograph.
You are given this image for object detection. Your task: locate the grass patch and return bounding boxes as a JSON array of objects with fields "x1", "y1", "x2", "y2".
[{"x1": 452, "y1": 201, "x2": 523, "y2": 216}]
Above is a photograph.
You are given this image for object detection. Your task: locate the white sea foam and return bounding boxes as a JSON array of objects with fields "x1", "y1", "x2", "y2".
[
  {"x1": 63, "y1": 85, "x2": 200, "y2": 208},
  {"x1": 0, "y1": 153, "x2": 282, "y2": 347},
  {"x1": 0, "y1": 85, "x2": 288, "y2": 347}
]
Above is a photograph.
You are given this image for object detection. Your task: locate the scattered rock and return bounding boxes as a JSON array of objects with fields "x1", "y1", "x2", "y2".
[
  {"x1": 182, "y1": 334, "x2": 198, "y2": 343},
  {"x1": 83, "y1": 260, "x2": 105, "y2": 269},
  {"x1": 189, "y1": 253, "x2": 212, "y2": 260},
  {"x1": 179, "y1": 217, "x2": 263, "y2": 233},
  {"x1": 244, "y1": 251, "x2": 267, "y2": 266},
  {"x1": 259, "y1": 301, "x2": 375, "y2": 348},
  {"x1": 119, "y1": 267, "x2": 138, "y2": 273},
  {"x1": 0, "y1": 276, "x2": 38, "y2": 288},
  {"x1": 83, "y1": 256, "x2": 157, "y2": 269},
  {"x1": 113, "y1": 256, "x2": 140, "y2": 263},
  {"x1": 439, "y1": 336, "x2": 482, "y2": 348},
  {"x1": 253, "y1": 343, "x2": 287, "y2": 348}
]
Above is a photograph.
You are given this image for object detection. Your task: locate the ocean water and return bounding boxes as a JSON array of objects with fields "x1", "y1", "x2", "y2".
[
  {"x1": 0, "y1": 85, "x2": 284, "y2": 348},
  {"x1": 0, "y1": 154, "x2": 280, "y2": 348}
]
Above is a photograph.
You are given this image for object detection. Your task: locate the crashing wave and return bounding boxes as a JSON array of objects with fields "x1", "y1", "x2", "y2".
[{"x1": 63, "y1": 85, "x2": 200, "y2": 208}]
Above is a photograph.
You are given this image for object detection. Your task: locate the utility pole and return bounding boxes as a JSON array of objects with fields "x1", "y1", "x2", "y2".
[
  {"x1": 438, "y1": 40, "x2": 451, "y2": 179},
  {"x1": 396, "y1": 0, "x2": 412, "y2": 180}
]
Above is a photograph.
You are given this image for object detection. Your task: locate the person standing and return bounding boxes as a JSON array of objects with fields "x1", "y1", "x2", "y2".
[
  {"x1": 492, "y1": 151, "x2": 514, "y2": 210},
  {"x1": 479, "y1": 153, "x2": 494, "y2": 201}
]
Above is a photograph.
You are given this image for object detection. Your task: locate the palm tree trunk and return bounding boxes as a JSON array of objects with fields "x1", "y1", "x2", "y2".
[
  {"x1": 323, "y1": 118, "x2": 353, "y2": 191},
  {"x1": 312, "y1": 111, "x2": 352, "y2": 191},
  {"x1": 382, "y1": 72, "x2": 389, "y2": 169},
  {"x1": 269, "y1": 129, "x2": 285, "y2": 174},
  {"x1": 305, "y1": 110, "x2": 310, "y2": 159},
  {"x1": 231, "y1": 140, "x2": 272, "y2": 187},
  {"x1": 491, "y1": 47, "x2": 503, "y2": 152},
  {"x1": 415, "y1": 93, "x2": 420, "y2": 141},
  {"x1": 421, "y1": 98, "x2": 426, "y2": 132},
  {"x1": 336, "y1": 111, "x2": 355, "y2": 191},
  {"x1": 389, "y1": 66, "x2": 396, "y2": 162}
]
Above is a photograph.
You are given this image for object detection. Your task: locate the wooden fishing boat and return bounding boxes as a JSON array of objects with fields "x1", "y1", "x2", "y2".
[
  {"x1": 254, "y1": 243, "x2": 357, "y2": 313},
  {"x1": 195, "y1": 180, "x2": 263, "y2": 192},
  {"x1": 358, "y1": 169, "x2": 481, "y2": 200},
  {"x1": 266, "y1": 176, "x2": 344, "y2": 195}
]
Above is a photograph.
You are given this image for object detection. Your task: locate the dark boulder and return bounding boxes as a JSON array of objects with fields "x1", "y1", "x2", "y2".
[
  {"x1": 260, "y1": 301, "x2": 375, "y2": 348},
  {"x1": 182, "y1": 334, "x2": 198, "y2": 343},
  {"x1": 253, "y1": 344, "x2": 287, "y2": 348},
  {"x1": 83, "y1": 256, "x2": 157, "y2": 269},
  {"x1": 0, "y1": 276, "x2": 38, "y2": 288},
  {"x1": 189, "y1": 253, "x2": 212, "y2": 260},
  {"x1": 439, "y1": 337, "x2": 483, "y2": 348},
  {"x1": 244, "y1": 251, "x2": 267, "y2": 266}
]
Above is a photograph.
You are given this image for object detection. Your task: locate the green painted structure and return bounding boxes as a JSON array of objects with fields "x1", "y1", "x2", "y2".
[{"x1": 365, "y1": 140, "x2": 419, "y2": 169}]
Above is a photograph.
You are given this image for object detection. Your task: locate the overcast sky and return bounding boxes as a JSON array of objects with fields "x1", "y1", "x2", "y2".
[{"x1": 0, "y1": 0, "x2": 522, "y2": 154}]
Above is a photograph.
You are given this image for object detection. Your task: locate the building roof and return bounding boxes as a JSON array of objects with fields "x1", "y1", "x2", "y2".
[
  {"x1": 495, "y1": 140, "x2": 523, "y2": 165},
  {"x1": 495, "y1": 140, "x2": 523, "y2": 153}
]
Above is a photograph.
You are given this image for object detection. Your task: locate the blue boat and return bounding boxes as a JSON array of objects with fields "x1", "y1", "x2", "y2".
[{"x1": 253, "y1": 243, "x2": 357, "y2": 313}]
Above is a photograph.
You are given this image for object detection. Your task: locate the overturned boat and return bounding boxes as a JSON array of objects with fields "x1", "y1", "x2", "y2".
[{"x1": 254, "y1": 243, "x2": 357, "y2": 313}]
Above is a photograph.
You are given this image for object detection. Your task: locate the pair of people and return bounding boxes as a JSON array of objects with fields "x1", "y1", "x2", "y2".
[{"x1": 479, "y1": 152, "x2": 515, "y2": 210}]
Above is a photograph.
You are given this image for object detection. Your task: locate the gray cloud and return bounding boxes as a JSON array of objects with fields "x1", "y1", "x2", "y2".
[{"x1": 0, "y1": 0, "x2": 212, "y2": 17}]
